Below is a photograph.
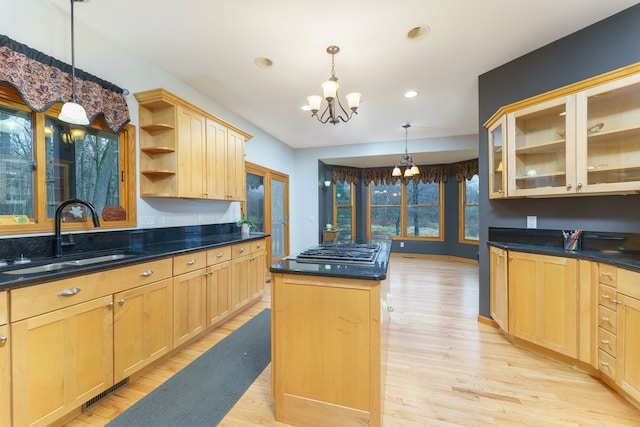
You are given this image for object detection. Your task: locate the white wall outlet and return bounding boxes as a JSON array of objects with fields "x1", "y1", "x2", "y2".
[
  {"x1": 527, "y1": 216, "x2": 537, "y2": 229},
  {"x1": 400, "y1": 242, "x2": 405, "y2": 248}
]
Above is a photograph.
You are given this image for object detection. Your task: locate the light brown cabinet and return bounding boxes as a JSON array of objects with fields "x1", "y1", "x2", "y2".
[
  {"x1": 230, "y1": 239, "x2": 266, "y2": 312},
  {"x1": 173, "y1": 251, "x2": 207, "y2": 347},
  {"x1": 507, "y1": 251, "x2": 578, "y2": 358},
  {"x1": 11, "y1": 296, "x2": 114, "y2": 427},
  {"x1": 113, "y1": 278, "x2": 173, "y2": 382},
  {"x1": 486, "y1": 64, "x2": 640, "y2": 198},
  {"x1": 489, "y1": 246, "x2": 508, "y2": 331},
  {"x1": 0, "y1": 291, "x2": 9, "y2": 427},
  {"x1": 135, "y1": 88, "x2": 251, "y2": 200},
  {"x1": 598, "y1": 267, "x2": 640, "y2": 404}
]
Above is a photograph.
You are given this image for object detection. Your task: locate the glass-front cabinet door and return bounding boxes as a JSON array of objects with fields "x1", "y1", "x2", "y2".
[
  {"x1": 506, "y1": 95, "x2": 576, "y2": 197},
  {"x1": 488, "y1": 116, "x2": 506, "y2": 199},
  {"x1": 576, "y1": 73, "x2": 640, "y2": 194}
]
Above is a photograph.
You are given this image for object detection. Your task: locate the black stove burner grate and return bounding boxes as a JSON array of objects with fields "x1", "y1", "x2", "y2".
[{"x1": 295, "y1": 243, "x2": 381, "y2": 265}]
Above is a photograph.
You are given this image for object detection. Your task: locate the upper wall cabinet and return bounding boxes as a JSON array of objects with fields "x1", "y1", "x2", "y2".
[
  {"x1": 135, "y1": 89, "x2": 252, "y2": 200},
  {"x1": 486, "y1": 63, "x2": 640, "y2": 198}
]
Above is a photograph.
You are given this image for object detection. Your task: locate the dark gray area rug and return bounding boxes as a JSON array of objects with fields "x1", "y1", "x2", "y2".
[{"x1": 106, "y1": 308, "x2": 271, "y2": 427}]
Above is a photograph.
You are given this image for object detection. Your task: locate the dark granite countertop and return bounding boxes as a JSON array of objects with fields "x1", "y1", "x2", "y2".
[
  {"x1": 0, "y1": 232, "x2": 269, "y2": 291},
  {"x1": 488, "y1": 241, "x2": 640, "y2": 273},
  {"x1": 270, "y1": 240, "x2": 391, "y2": 281}
]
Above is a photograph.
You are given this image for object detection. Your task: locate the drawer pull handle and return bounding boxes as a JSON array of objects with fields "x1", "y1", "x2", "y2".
[
  {"x1": 140, "y1": 270, "x2": 154, "y2": 277},
  {"x1": 612, "y1": 299, "x2": 623, "y2": 305},
  {"x1": 217, "y1": 252, "x2": 224, "y2": 258},
  {"x1": 239, "y1": 248, "x2": 245, "y2": 253},
  {"x1": 256, "y1": 244, "x2": 262, "y2": 248},
  {"x1": 0, "y1": 336, "x2": 7, "y2": 344},
  {"x1": 58, "y1": 287, "x2": 81, "y2": 296},
  {"x1": 602, "y1": 317, "x2": 610, "y2": 323},
  {"x1": 601, "y1": 339, "x2": 609, "y2": 344},
  {"x1": 600, "y1": 361, "x2": 610, "y2": 368},
  {"x1": 601, "y1": 294, "x2": 610, "y2": 300},
  {"x1": 187, "y1": 259, "x2": 197, "y2": 265},
  {"x1": 601, "y1": 272, "x2": 611, "y2": 278}
]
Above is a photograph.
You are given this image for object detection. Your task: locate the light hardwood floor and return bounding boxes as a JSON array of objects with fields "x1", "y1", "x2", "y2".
[{"x1": 65, "y1": 256, "x2": 640, "y2": 426}]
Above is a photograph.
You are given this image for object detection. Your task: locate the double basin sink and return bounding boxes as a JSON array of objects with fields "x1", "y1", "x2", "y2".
[{"x1": 1, "y1": 253, "x2": 137, "y2": 275}]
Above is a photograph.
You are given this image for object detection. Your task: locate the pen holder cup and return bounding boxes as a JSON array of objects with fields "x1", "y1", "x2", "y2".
[{"x1": 563, "y1": 235, "x2": 582, "y2": 251}]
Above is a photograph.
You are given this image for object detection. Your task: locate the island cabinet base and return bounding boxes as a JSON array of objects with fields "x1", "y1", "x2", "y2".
[{"x1": 271, "y1": 272, "x2": 390, "y2": 427}]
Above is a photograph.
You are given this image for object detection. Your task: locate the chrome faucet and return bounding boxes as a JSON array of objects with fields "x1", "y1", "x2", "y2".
[{"x1": 53, "y1": 199, "x2": 101, "y2": 258}]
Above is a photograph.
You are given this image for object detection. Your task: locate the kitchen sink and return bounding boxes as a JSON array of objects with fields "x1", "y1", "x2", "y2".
[{"x1": 2, "y1": 253, "x2": 136, "y2": 275}]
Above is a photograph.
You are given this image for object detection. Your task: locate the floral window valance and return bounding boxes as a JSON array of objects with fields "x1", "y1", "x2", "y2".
[
  {"x1": 363, "y1": 166, "x2": 448, "y2": 186},
  {"x1": 455, "y1": 159, "x2": 478, "y2": 182},
  {"x1": 0, "y1": 34, "x2": 130, "y2": 133},
  {"x1": 331, "y1": 167, "x2": 359, "y2": 185}
]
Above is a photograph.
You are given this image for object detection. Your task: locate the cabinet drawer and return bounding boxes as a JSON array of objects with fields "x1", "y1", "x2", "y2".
[
  {"x1": 207, "y1": 246, "x2": 231, "y2": 266},
  {"x1": 0, "y1": 291, "x2": 6, "y2": 325},
  {"x1": 250, "y1": 238, "x2": 266, "y2": 254},
  {"x1": 232, "y1": 243, "x2": 251, "y2": 258},
  {"x1": 598, "y1": 349, "x2": 616, "y2": 379},
  {"x1": 598, "y1": 263, "x2": 617, "y2": 287},
  {"x1": 173, "y1": 251, "x2": 207, "y2": 275},
  {"x1": 598, "y1": 327, "x2": 617, "y2": 357},
  {"x1": 10, "y1": 258, "x2": 173, "y2": 322},
  {"x1": 598, "y1": 283, "x2": 618, "y2": 311},
  {"x1": 598, "y1": 306, "x2": 617, "y2": 334}
]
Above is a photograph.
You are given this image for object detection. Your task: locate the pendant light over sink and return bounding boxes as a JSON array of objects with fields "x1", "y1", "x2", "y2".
[{"x1": 58, "y1": 0, "x2": 90, "y2": 126}]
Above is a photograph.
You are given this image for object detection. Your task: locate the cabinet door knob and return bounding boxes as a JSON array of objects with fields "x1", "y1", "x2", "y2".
[
  {"x1": 107, "y1": 302, "x2": 114, "y2": 308},
  {"x1": 118, "y1": 299, "x2": 125, "y2": 305},
  {"x1": 58, "y1": 287, "x2": 81, "y2": 296},
  {"x1": 577, "y1": 182, "x2": 583, "y2": 189},
  {"x1": 508, "y1": 256, "x2": 513, "y2": 261},
  {"x1": 0, "y1": 336, "x2": 7, "y2": 344},
  {"x1": 256, "y1": 244, "x2": 262, "y2": 249},
  {"x1": 217, "y1": 252, "x2": 224, "y2": 258},
  {"x1": 239, "y1": 248, "x2": 245, "y2": 253},
  {"x1": 566, "y1": 183, "x2": 572, "y2": 190},
  {"x1": 140, "y1": 269, "x2": 154, "y2": 277},
  {"x1": 187, "y1": 259, "x2": 197, "y2": 265}
]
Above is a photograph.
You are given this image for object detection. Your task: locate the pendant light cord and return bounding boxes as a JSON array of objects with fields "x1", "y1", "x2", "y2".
[{"x1": 70, "y1": 0, "x2": 77, "y2": 103}]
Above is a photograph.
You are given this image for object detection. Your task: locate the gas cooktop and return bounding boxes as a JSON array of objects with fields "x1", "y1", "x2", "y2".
[{"x1": 295, "y1": 243, "x2": 381, "y2": 265}]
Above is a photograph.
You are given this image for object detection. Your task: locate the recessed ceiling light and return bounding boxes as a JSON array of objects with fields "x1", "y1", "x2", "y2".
[
  {"x1": 404, "y1": 90, "x2": 418, "y2": 98},
  {"x1": 254, "y1": 57, "x2": 273, "y2": 68},
  {"x1": 407, "y1": 25, "x2": 430, "y2": 40}
]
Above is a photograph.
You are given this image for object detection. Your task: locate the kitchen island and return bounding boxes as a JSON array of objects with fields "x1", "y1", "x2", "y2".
[{"x1": 270, "y1": 241, "x2": 392, "y2": 427}]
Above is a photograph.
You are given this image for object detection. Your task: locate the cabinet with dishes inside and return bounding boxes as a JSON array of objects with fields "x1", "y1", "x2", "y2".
[{"x1": 485, "y1": 63, "x2": 640, "y2": 198}]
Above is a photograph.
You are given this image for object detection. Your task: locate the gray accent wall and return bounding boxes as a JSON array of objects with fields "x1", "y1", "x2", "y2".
[{"x1": 477, "y1": 5, "x2": 640, "y2": 318}]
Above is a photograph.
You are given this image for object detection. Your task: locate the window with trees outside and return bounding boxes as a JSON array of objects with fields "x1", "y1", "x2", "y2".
[
  {"x1": 334, "y1": 180, "x2": 354, "y2": 242},
  {"x1": 0, "y1": 84, "x2": 136, "y2": 234},
  {"x1": 369, "y1": 180, "x2": 443, "y2": 240},
  {"x1": 460, "y1": 174, "x2": 479, "y2": 243}
]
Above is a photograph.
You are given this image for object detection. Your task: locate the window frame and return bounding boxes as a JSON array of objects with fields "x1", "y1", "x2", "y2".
[
  {"x1": 367, "y1": 179, "x2": 444, "y2": 241},
  {"x1": 459, "y1": 174, "x2": 479, "y2": 245},
  {"x1": 333, "y1": 180, "x2": 355, "y2": 242},
  {"x1": 0, "y1": 83, "x2": 137, "y2": 235}
]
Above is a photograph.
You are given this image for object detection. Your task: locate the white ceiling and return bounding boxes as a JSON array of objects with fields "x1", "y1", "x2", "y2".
[{"x1": 53, "y1": 0, "x2": 639, "y2": 167}]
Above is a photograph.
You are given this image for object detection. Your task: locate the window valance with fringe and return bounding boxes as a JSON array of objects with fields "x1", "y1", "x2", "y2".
[
  {"x1": 363, "y1": 166, "x2": 448, "y2": 186},
  {"x1": 455, "y1": 159, "x2": 479, "y2": 182},
  {"x1": 331, "y1": 167, "x2": 359, "y2": 185},
  {"x1": 0, "y1": 34, "x2": 130, "y2": 133}
]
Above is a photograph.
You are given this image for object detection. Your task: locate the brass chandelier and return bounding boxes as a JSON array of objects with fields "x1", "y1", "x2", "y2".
[
  {"x1": 306, "y1": 46, "x2": 361, "y2": 125},
  {"x1": 392, "y1": 124, "x2": 420, "y2": 177}
]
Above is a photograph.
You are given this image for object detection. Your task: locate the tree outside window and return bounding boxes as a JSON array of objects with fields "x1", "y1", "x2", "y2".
[{"x1": 460, "y1": 174, "x2": 479, "y2": 242}]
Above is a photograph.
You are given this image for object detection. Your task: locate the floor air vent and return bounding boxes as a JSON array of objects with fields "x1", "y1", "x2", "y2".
[{"x1": 82, "y1": 378, "x2": 130, "y2": 412}]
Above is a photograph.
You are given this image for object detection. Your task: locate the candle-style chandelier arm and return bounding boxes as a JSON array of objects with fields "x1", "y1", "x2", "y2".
[{"x1": 312, "y1": 95, "x2": 358, "y2": 124}]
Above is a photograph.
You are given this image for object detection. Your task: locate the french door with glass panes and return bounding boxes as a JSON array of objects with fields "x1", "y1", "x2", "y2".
[{"x1": 245, "y1": 162, "x2": 289, "y2": 265}]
